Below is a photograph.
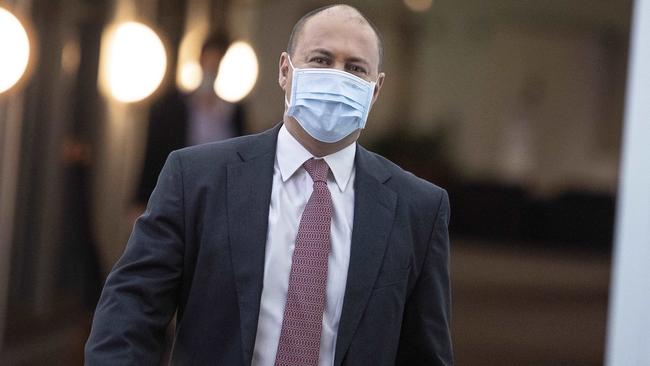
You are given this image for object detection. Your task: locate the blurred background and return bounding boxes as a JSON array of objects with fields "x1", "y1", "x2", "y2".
[{"x1": 0, "y1": 0, "x2": 634, "y2": 365}]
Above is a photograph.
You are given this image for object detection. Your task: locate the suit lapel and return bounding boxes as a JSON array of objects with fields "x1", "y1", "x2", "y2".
[
  {"x1": 334, "y1": 147, "x2": 397, "y2": 366},
  {"x1": 227, "y1": 125, "x2": 280, "y2": 366}
]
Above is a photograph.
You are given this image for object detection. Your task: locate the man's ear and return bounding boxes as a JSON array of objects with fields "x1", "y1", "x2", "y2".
[
  {"x1": 278, "y1": 52, "x2": 290, "y2": 90},
  {"x1": 371, "y1": 72, "x2": 386, "y2": 106}
]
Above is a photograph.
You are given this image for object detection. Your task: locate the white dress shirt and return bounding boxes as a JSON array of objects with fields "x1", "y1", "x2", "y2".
[{"x1": 251, "y1": 125, "x2": 356, "y2": 366}]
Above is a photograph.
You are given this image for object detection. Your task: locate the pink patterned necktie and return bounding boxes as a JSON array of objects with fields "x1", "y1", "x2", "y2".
[{"x1": 275, "y1": 158, "x2": 332, "y2": 366}]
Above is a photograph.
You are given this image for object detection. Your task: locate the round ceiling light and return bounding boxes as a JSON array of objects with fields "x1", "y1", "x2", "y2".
[
  {"x1": 0, "y1": 7, "x2": 31, "y2": 94},
  {"x1": 101, "y1": 22, "x2": 167, "y2": 103},
  {"x1": 404, "y1": 0, "x2": 433, "y2": 13},
  {"x1": 215, "y1": 41, "x2": 259, "y2": 103}
]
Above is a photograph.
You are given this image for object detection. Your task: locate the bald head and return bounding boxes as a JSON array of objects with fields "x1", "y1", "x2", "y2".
[{"x1": 287, "y1": 4, "x2": 384, "y2": 71}]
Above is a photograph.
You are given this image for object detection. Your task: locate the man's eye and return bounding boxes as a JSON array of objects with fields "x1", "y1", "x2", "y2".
[
  {"x1": 348, "y1": 65, "x2": 367, "y2": 74},
  {"x1": 311, "y1": 57, "x2": 328, "y2": 65}
]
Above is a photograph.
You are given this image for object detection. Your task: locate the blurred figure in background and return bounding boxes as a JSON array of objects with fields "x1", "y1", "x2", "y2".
[{"x1": 133, "y1": 32, "x2": 246, "y2": 210}]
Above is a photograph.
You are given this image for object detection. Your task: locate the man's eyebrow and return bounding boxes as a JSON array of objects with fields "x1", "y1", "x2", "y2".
[
  {"x1": 308, "y1": 48, "x2": 335, "y2": 58},
  {"x1": 308, "y1": 48, "x2": 371, "y2": 67},
  {"x1": 345, "y1": 56, "x2": 370, "y2": 68}
]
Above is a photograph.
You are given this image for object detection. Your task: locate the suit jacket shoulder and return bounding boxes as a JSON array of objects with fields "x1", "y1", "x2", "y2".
[
  {"x1": 357, "y1": 146, "x2": 448, "y2": 216},
  {"x1": 172, "y1": 125, "x2": 279, "y2": 174}
]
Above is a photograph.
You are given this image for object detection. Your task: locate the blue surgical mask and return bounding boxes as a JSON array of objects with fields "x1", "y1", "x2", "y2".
[{"x1": 285, "y1": 56, "x2": 377, "y2": 143}]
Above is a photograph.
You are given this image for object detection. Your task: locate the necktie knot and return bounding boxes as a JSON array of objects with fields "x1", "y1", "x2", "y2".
[{"x1": 303, "y1": 158, "x2": 329, "y2": 183}]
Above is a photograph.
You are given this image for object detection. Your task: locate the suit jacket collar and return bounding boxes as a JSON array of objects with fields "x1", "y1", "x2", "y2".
[
  {"x1": 227, "y1": 124, "x2": 396, "y2": 366},
  {"x1": 234, "y1": 123, "x2": 282, "y2": 162}
]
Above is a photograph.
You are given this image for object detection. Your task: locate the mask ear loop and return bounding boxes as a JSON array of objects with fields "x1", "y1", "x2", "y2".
[
  {"x1": 287, "y1": 54, "x2": 295, "y2": 70},
  {"x1": 285, "y1": 54, "x2": 298, "y2": 106}
]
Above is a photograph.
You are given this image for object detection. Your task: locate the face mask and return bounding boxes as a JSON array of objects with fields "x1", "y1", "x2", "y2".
[{"x1": 285, "y1": 56, "x2": 376, "y2": 143}]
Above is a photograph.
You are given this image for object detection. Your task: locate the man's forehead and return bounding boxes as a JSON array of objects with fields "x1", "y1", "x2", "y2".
[
  {"x1": 296, "y1": 8, "x2": 378, "y2": 53},
  {"x1": 303, "y1": 6, "x2": 372, "y2": 35}
]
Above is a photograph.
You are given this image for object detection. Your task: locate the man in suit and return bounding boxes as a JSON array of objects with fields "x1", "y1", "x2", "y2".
[{"x1": 86, "y1": 4, "x2": 452, "y2": 366}]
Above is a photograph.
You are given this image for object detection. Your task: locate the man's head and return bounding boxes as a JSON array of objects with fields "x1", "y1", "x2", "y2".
[{"x1": 278, "y1": 4, "x2": 386, "y2": 157}]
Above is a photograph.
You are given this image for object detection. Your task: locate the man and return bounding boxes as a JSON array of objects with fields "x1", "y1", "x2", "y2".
[
  {"x1": 134, "y1": 32, "x2": 245, "y2": 209},
  {"x1": 86, "y1": 4, "x2": 452, "y2": 366}
]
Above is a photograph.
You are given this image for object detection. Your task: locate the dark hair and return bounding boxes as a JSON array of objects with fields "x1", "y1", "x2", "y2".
[
  {"x1": 201, "y1": 32, "x2": 231, "y2": 56},
  {"x1": 287, "y1": 4, "x2": 384, "y2": 71}
]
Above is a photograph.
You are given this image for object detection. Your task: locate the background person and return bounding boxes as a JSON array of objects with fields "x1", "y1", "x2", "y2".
[{"x1": 133, "y1": 31, "x2": 246, "y2": 209}]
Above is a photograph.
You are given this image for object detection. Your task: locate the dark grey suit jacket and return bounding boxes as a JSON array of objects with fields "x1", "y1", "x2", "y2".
[{"x1": 85, "y1": 124, "x2": 453, "y2": 365}]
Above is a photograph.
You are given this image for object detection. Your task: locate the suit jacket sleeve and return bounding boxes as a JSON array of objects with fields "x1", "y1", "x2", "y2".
[
  {"x1": 395, "y1": 190, "x2": 453, "y2": 366},
  {"x1": 85, "y1": 151, "x2": 185, "y2": 365}
]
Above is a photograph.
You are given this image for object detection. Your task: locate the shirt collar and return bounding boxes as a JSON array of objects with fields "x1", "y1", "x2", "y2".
[{"x1": 276, "y1": 124, "x2": 356, "y2": 192}]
